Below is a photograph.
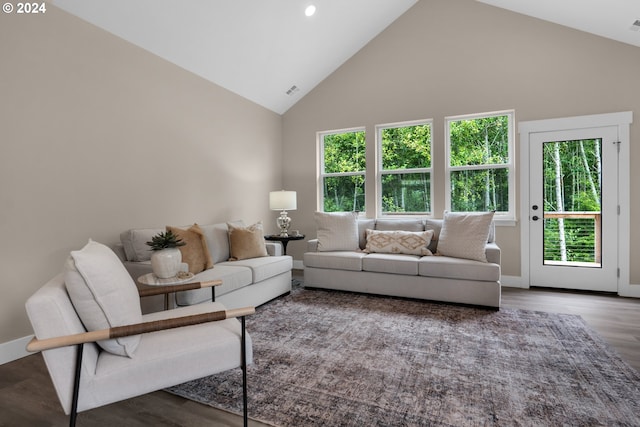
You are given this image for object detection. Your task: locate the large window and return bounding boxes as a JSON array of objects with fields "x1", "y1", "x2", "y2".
[
  {"x1": 377, "y1": 120, "x2": 432, "y2": 215},
  {"x1": 445, "y1": 111, "x2": 515, "y2": 218},
  {"x1": 318, "y1": 128, "x2": 366, "y2": 212}
]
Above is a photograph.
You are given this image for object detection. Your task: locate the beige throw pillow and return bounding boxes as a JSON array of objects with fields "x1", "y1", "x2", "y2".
[
  {"x1": 228, "y1": 222, "x2": 269, "y2": 260},
  {"x1": 437, "y1": 211, "x2": 495, "y2": 262},
  {"x1": 166, "y1": 224, "x2": 214, "y2": 274},
  {"x1": 314, "y1": 211, "x2": 360, "y2": 252},
  {"x1": 365, "y1": 229, "x2": 434, "y2": 256}
]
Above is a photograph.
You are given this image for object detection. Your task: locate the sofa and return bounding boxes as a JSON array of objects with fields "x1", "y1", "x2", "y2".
[
  {"x1": 303, "y1": 212, "x2": 501, "y2": 308},
  {"x1": 113, "y1": 221, "x2": 292, "y2": 313}
]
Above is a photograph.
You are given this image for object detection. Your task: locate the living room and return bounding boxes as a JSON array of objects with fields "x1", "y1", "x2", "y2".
[{"x1": 1, "y1": 0, "x2": 640, "y2": 424}]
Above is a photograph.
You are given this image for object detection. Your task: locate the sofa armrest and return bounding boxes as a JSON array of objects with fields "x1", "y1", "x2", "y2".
[
  {"x1": 307, "y1": 239, "x2": 319, "y2": 252},
  {"x1": 265, "y1": 242, "x2": 283, "y2": 256},
  {"x1": 485, "y1": 242, "x2": 501, "y2": 265}
]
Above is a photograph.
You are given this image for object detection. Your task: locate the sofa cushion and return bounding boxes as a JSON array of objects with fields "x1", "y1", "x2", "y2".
[
  {"x1": 120, "y1": 228, "x2": 163, "y2": 262},
  {"x1": 64, "y1": 240, "x2": 142, "y2": 357},
  {"x1": 315, "y1": 211, "x2": 360, "y2": 251},
  {"x1": 220, "y1": 255, "x2": 292, "y2": 283},
  {"x1": 175, "y1": 264, "x2": 253, "y2": 306},
  {"x1": 374, "y1": 218, "x2": 424, "y2": 232},
  {"x1": 227, "y1": 222, "x2": 269, "y2": 261},
  {"x1": 303, "y1": 251, "x2": 366, "y2": 271},
  {"x1": 357, "y1": 219, "x2": 376, "y2": 250},
  {"x1": 365, "y1": 229, "x2": 434, "y2": 256},
  {"x1": 362, "y1": 253, "x2": 420, "y2": 275},
  {"x1": 166, "y1": 224, "x2": 214, "y2": 274},
  {"x1": 419, "y1": 256, "x2": 500, "y2": 282},
  {"x1": 437, "y1": 211, "x2": 494, "y2": 262}
]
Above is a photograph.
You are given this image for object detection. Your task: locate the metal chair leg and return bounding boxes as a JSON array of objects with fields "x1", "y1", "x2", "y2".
[
  {"x1": 241, "y1": 316, "x2": 248, "y2": 427},
  {"x1": 69, "y1": 343, "x2": 84, "y2": 427}
]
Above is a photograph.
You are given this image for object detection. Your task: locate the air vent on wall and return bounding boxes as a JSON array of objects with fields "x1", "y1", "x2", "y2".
[
  {"x1": 286, "y1": 85, "x2": 300, "y2": 96},
  {"x1": 631, "y1": 19, "x2": 640, "y2": 31}
]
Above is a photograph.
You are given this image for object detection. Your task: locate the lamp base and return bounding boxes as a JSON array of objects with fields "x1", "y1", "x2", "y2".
[{"x1": 276, "y1": 211, "x2": 291, "y2": 237}]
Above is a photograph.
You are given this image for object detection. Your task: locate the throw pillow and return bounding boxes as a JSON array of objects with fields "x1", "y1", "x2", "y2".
[
  {"x1": 228, "y1": 221, "x2": 269, "y2": 261},
  {"x1": 314, "y1": 211, "x2": 360, "y2": 252},
  {"x1": 166, "y1": 224, "x2": 214, "y2": 274},
  {"x1": 437, "y1": 211, "x2": 495, "y2": 262},
  {"x1": 365, "y1": 229, "x2": 434, "y2": 256},
  {"x1": 64, "y1": 240, "x2": 142, "y2": 357}
]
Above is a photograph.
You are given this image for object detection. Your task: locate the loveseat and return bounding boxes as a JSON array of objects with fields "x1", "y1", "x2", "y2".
[
  {"x1": 303, "y1": 212, "x2": 501, "y2": 308},
  {"x1": 113, "y1": 221, "x2": 292, "y2": 313}
]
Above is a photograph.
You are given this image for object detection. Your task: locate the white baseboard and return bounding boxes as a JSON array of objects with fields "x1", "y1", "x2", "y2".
[
  {"x1": 500, "y1": 275, "x2": 527, "y2": 288},
  {"x1": 0, "y1": 335, "x2": 33, "y2": 365}
]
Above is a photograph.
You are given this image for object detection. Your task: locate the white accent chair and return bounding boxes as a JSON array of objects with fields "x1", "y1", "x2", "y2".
[{"x1": 25, "y1": 241, "x2": 254, "y2": 427}]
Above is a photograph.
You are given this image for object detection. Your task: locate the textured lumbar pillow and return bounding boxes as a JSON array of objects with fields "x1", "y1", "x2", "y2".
[
  {"x1": 314, "y1": 211, "x2": 360, "y2": 251},
  {"x1": 166, "y1": 224, "x2": 214, "y2": 274},
  {"x1": 365, "y1": 229, "x2": 434, "y2": 256},
  {"x1": 437, "y1": 211, "x2": 494, "y2": 262},
  {"x1": 228, "y1": 221, "x2": 269, "y2": 261},
  {"x1": 64, "y1": 240, "x2": 142, "y2": 357}
]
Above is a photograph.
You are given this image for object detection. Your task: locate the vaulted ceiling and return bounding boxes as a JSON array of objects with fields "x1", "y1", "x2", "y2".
[{"x1": 52, "y1": 0, "x2": 640, "y2": 115}]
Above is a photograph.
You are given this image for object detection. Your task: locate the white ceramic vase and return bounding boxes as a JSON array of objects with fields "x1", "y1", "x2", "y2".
[{"x1": 150, "y1": 248, "x2": 182, "y2": 279}]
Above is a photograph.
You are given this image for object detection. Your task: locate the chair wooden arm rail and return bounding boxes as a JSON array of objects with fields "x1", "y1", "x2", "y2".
[
  {"x1": 26, "y1": 306, "x2": 255, "y2": 353},
  {"x1": 137, "y1": 279, "x2": 222, "y2": 298}
]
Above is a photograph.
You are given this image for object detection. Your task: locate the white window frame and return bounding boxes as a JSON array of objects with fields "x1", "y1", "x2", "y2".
[
  {"x1": 316, "y1": 127, "x2": 366, "y2": 213},
  {"x1": 376, "y1": 119, "x2": 433, "y2": 217},
  {"x1": 444, "y1": 110, "x2": 516, "y2": 223}
]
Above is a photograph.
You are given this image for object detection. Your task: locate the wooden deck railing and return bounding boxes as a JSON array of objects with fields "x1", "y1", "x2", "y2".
[{"x1": 544, "y1": 211, "x2": 601, "y2": 264}]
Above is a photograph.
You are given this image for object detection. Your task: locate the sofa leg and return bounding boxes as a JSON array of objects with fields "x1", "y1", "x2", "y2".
[
  {"x1": 69, "y1": 343, "x2": 84, "y2": 427},
  {"x1": 241, "y1": 316, "x2": 248, "y2": 427}
]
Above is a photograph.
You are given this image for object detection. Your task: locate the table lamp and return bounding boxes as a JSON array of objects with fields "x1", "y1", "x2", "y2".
[{"x1": 269, "y1": 190, "x2": 297, "y2": 236}]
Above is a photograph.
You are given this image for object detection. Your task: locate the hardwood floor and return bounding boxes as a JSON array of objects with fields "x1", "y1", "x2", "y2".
[{"x1": 2, "y1": 275, "x2": 639, "y2": 426}]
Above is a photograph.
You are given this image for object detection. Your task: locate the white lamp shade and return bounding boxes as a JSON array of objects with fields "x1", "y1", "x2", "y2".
[{"x1": 270, "y1": 190, "x2": 297, "y2": 210}]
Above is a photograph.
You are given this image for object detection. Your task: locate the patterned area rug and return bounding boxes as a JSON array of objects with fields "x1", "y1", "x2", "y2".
[{"x1": 167, "y1": 288, "x2": 640, "y2": 426}]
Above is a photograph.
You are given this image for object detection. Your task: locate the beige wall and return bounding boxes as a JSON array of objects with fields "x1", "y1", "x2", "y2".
[
  {"x1": 0, "y1": 7, "x2": 283, "y2": 346},
  {"x1": 282, "y1": 0, "x2": 640, "y2": 280}
]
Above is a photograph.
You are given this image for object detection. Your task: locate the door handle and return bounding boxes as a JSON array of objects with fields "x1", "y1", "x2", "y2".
[
  {"x1": 532, "y1": 205, "x2": 539, "y2": 210},
  {"x1": 532, "y1": 215, "x2": 539, "y2": 221}
]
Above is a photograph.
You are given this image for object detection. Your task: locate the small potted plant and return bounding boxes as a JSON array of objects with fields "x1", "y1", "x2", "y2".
[{"x1": 146, "y1": 230, "x2": 186, "y2": 278}]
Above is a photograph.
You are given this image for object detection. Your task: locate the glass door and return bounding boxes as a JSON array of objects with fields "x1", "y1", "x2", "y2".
[{"x1": 529, "y1": 127, "x2": 618, "y2": 291}]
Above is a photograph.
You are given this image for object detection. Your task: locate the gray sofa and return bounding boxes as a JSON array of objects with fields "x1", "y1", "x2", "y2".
[
  {"x1": 113, "y1": 222, "x2": 292, "y2": 313},
  {"x1": 303, "y1": 218, "x2": 501, "y2": 308}
]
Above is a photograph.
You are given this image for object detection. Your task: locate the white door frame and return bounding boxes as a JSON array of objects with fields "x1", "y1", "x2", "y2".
[{"x1": 519, "y1": 111, "x2": 635, "y2": 296}]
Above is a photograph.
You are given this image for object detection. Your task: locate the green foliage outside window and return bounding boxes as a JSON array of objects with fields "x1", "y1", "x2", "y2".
[
  {"x1": 448, "y1": 115, "x2": 510, "y2": 212},
  {"x1": 381, "y1": 124, "x2": 431, "y2": 214},
  {"x1": 322, "y1": 131, "x2": 365, "y2": 212}
]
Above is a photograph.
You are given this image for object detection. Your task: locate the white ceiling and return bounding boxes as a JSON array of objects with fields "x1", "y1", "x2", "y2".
[
  {"x1": 52, "y1": 0, "x2": 640, "y2": 115},
  {"x1": 52, "y1": 0, "x2": 418, "y2": 114}
]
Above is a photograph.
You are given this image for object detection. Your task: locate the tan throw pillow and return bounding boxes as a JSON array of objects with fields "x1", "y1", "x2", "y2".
[
  {"x1": 228, "y1": 222, "x2": 269, "y2": 261},
  {"x1": 314, "y1": 211, "x2": 360, "y2": 251},
  {"x1": 365, "y1": 229, "x2": 434, "y2": 256},
  {"x1": 437, "y1": 211, "x2": 495, "y2": 262},
  {"x1": 166, "y1": 224, "x2": 214, "y2": 274}
]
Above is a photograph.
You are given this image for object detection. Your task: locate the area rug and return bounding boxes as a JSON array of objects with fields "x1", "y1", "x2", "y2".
[{"x1": 167, "y1": 288, "x2": 640, "y2": 426}]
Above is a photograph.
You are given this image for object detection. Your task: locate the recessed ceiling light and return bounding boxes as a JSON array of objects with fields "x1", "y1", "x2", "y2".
[{"x1": 305, "y1": 5, "x2": 316, "y2": 17}]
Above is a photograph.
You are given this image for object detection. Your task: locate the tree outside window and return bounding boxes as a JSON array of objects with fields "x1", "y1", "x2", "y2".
[
  {"x1": 446, "y1": 111, "x2": 514, "y2": 217},
  {"x1": 378, "y1": 121, "x2": 432, "y2": 215},
  {"x1": 319, "y1": 129, "x2": 366, "y2": 212}
]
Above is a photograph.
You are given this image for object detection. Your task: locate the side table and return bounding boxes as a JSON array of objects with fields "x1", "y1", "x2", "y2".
[
  {"x1": 137, "y1": 273, "x2": 222, "y2": 310},
  {"x1": 264, "y1": 234, "x2": 305, "y2": 255}
]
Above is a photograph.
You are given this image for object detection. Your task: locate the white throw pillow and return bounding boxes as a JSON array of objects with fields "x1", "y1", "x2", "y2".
[
  {"x1": 365, "y1": 229, "x2": 434, "y2": 256},
  {"x1": 437, "y1": 211, "x2": 495, "y2": 262},
  {"x1": 64, "y1": 240, "x2": 142, "y2": 357},
  {"x1": 315, "y1": 211, "x2": 360, "y2": 252}
]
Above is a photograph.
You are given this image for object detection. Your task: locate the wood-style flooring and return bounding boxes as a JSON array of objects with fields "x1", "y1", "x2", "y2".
[{"x1": 2, "y1": 274, "x2": 639, "y2": 426}]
